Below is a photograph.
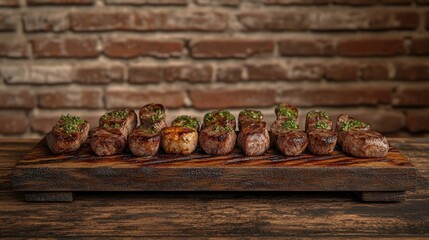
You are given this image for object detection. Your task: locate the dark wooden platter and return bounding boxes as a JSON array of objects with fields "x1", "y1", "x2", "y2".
[{"x1": 12, "y1": 137, "x2": 416, "y2": 202}]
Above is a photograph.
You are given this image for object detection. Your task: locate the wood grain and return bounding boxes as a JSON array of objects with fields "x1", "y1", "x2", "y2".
[
  {"x1": 12, "y1": 138, "x2": 416, "y2": 198},
  {"x1": 0, "y1": 138, "x2": 428, "y2": 237}
]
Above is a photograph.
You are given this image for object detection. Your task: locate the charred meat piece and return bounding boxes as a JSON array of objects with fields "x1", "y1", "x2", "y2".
[
  {"x1": 161, "y1": 115, "x2": 199, "y2": 155},
  {"x1": 305, "y1": 110, "x2": 337, "y2": 155},
  {"x1": 275, "y1": 104, "x2": 298, "y2": 121},
  {"x1": 46, "y1": 114, "x2": 89, "y2": 154},
  {"x1": 237, "y1": 121, "x2": 270, "y2": 156},
  {"x1": 139, "y1": 103, "x2": 167, "y2": 131},
  {"x1": 199, "y1": 110, "x2": 237, "y2": 155},
  {"x1": 91, "y1": 108, "x2": 137, "y2": 156},
  {"x1": 199, "y1": 125, "x2": 237, "y2": 155},
  {"x1": 238, "y1": 109, "x2": 263, "y2": 130},
  {"x1": 129, "y1": 126, "x2": 161, "y2": 157},
  {"x1": 90, "y1": 127, "x2": 127, "y2": 156},
  {"x1": 271, "y1": 118, "x2": 308, "y2": 156},
  {"x1": 336, "y1": 114, "x2": 370, "y2": 146},
  {"x1": 129, "y1": 104, "x2": 167, "y2": 157},
  {"x1": 336, "y1": 114, "x2": 388, "y2": 158},
  {"x1": 202, "y1": 110, "x2": 236, "y2": 130}
]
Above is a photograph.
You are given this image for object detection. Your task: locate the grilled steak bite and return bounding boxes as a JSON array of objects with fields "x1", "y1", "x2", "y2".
[
  {"x1": 275, "y1": 104, "x2": 298, "y2": 121},
  {"x1": 129, "y1": 104, "x2": 167, "y2": 157},
  {"x1": 46, "y1": 114, "x2": 89, "y2": 154},
  {"x1": 129, "y1": 125, "x2": 161, "y2": 157},
  {"x1": 199, "y1": 125, "x2": 237, "y2": 155},
  {"x1": 238, "y1": 121, "x2": 270, "y2": 156},
  {"x1": 139, "y1": 103, "x2": 167, "y2": 131},
  {"x1": 275, "y1": 119, "x2": 308, "y2": 156},
  {"x1": 305, "y1": 110, "x2": 337, "y2": 155},
  {"x1": 336, "y1": 114, "x2": 389, "y2": 158},
  {"x1": 202, "y1": 110, "x2": 236, "y2": 130},
  {"x1": 161, "y1": 115, "x2": 200, "y2": 155},
  {"x1": 91, "y1": 108, "x2": 137, "y2": 156},
  {"x1": 238, "y1": 109, "x2": 263, "y2": 130}
]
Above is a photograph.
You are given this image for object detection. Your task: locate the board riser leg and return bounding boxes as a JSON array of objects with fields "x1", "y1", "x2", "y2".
[
  {"x1": 25, "y1": 192, "x2": 74, "y2": 202},
  {"x1": 355, "y1": 191, "x2": 406, "y2": 202}
]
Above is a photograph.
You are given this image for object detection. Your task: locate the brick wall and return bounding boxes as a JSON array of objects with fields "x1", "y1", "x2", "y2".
[{"x1": 0, "y1": 0, "x2": 428, "y2": 138}]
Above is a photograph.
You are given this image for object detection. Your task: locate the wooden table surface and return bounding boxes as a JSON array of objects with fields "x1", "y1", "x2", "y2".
[{"x1": 0, "y1": 138, "x2": 428, "y2": 238}]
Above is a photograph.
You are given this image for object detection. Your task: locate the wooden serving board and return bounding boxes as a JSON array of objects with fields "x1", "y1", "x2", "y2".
[{"x1": 12, "y1": 137, "x2": 416, "y2": 202}]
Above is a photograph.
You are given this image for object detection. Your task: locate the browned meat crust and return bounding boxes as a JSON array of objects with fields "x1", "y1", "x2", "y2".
[
  {"x1": 47, "y1": 120, "x2": 89, "y2": 154},
  {"x1": 199, "y1": 126, "x2": 237, "y2": 155},
  {"x1": 237, "y1": 121, "x2": 270, "y2": 156},
  {"x1": 276, "y1": 130, "x2": 308, "y2": 156},
  {"x1": 305, "y1": 110, "x2": 337, "y2": 155}
]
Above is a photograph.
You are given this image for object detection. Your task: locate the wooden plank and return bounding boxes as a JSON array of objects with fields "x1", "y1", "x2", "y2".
[
  {"x1": 25, "y1": 192, "x2": 73, "y2": 202},
  {"x1": 355, "y1": 191, "x2": 406, "y2": 202}
]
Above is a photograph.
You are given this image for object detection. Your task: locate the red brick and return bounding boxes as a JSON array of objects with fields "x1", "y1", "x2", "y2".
[
  {"x1": 27, "y1": 0, "x2": 94, "y2": 5},
  {"x1": 393, "y1": 63, "x2": 429, "y2": 81},
  {"x1": 0, "y1": 0, "x2": 19, "y2": 7},
  {"x1": 189, "y1": 89, "x2": 276, "y2": 109},
  {"x1": 31, "y1": 114, "x2": 100, "y2": 134},
  {"x1": 106, "y1": 88, "x2": 185, "y2": 109},
  {"x1": 406, "y1": 110, "x2": 429, "y2": 132},
  {"x1": 337, "y1": 38, "x2": 405, "y2": 57},
  {"x1": 411, "y1": 37, "x2": 429, "y2": 55},
  {"x1": 362, "y1": 64, "x2": 390, "y2": 81},
  {"x1": 326, "y1": 64, "x2": 360, "y2": 81},
  {"x1": 217, "y1": 66, "x2": 244, "y2": 82},
  {"x1": 164, "y1": 65, "x2": 213, "y2": 83},
  {"x1": 278, "y1": 86, "x2": 391, "y2": 107},
  {"x1": 0, "y1": 39, "x2": 27, "y2": 58},
  {"x1": 262, "y1": 0, "x2": 329, "y2": 5},
  {"x1": 129, "y1": 66, "x2": 164, "y2": 84},
  {"x1": 0, "y1": 12, "x2": 17, "y2": 31},
  {"x1": 246, "y1": 64, "x2": 288, "y2": 81},
  {"x1": 75, "y1": 65, "x2": 125, "y2": 84},
  {"x1": 289, "y1": 63, "x2": 325, "y2": 81},
  {"x1": 238, "y1": 10, "x2": 418, "y2": 31},
  {"x1": 1, "y1": 64, "x2": 73, "y2": 84},
  {"x1": 38, "y1": 90, "x2": 103, "y2": 109},
  {"x1": 104, "y1": 38, "x2": 183, "y2": 58},
  {"x1": 134, "y1": 11, "x2": 227, "y2": 32},
  {"x1": 106, "y1": 0, "x2": 187, "y2": 4},
  {"x1": 32, "y1": 37, "x2": 99, "y2": 58},
  {"x1": 70, "y1": 11, "x2": 132, "y2": 31},
  {"x1": 23, "y1": 12, "x2": 69, "y2": 32},
  {"x1": 393, "y1": 86, "x2": 429, "y2": 106},
  {"x1": 0, "y1": 111, "x2": 28, "y2": 135},
  {"x1": 333, "y1": 0, "x2": 377, "y2": 5},
  {"x1": 0, "y1": 90, "x2": 36, "y2": 109},
  {"x1": 279, "y1": 39, "x2": 333, "y2": 56},
  {"x1": 191, "y1": 39, "x2": 274, "y2": 58}
]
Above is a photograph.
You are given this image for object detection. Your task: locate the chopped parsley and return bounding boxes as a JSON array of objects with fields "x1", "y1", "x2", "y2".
[
  {"x1": 212, "y1": 125, "x2": 233, "y2": 132},
  {"x1": 275, "y1": 105, "x2": 298, "y2": 119},
  {"x1": 240, "y1": 109, "x2": 263, "y2": 120},
  {"x1": 314, "y1": 121, "x2": 329, "y2": 130},
  {"x1": 172, "y1": 115, "x2": 199, "y2": 130},
  {"x1": 204, "y1": 110, "x2": 235, "y2": 124},
  {"x1": 281, "y1": 119, "x2": 299, "y2": 130},
  {"x1": 101, "y1": 109, "x2": 129, "y2": 120},
  {"x1": 150, "y1": 109, "x2": 164, "y2": 123},
  {"x1": 140, "y1": 125, "x2": 157, "y2": 134},
  {"x1": 307, "y1": 110, "x2": 330, "y2": 120},
  {"x1": 341, "y1": 119, "x2": 369, "y2": 131},
  {"x1": 58, "y1": 114, "x2": 85, "y2": 134},
  {"x1": 103, "y1": 122, "x2": 121, "y2": 129}
]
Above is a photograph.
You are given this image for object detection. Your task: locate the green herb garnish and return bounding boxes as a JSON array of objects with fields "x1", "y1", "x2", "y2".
[
  {"x1": 58, "y1": 114, "x2": 84, "y2": 134},
  {"x1": 307, "y1": 110, "x2": 330, "y2": 120},
  {"x1": 103, "y1": 122, "x2": 121, "y2": 129},
  {"x1": 218, "y1": 110, "x2": 235, "y2": 120},
  {"x1": 212, "y1": 125, "x2": 233, "y2": 132},
  {"x1": 275, "y1": 105, "x2": 298, "y2": 119},
  {"x1": 102, "y1": 109, "x2": 129, "y2": 120},
  {"x1": 150, "y1": 109, "x2": 163, "y2": 123},
  {"x1": 341, "y1": 119, "x2": 369, "y2": 131},
  {"x1": 204, "y1": 110, "x2": 235, "y2": 124},
  {"x1": 240, "y1": 109, "x2": 263, "y2": 120},
  {"x1": 172, "y1": 115, "x2": 199, "y2": 130},
  {"x1": 314, "y1": 121, "x2": 329, "y2": 130},
  {"x1": 281, "y1": 120, "x2": 299, "y2": 130},
  {"x1": 140, "y1": 125, "x2": 157, "y2": 134}
]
